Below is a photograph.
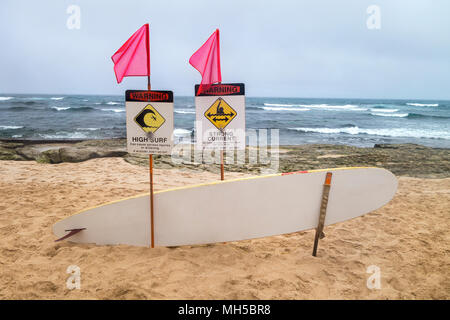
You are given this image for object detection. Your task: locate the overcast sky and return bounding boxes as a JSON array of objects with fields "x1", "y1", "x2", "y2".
[{"x1": 0, "y1": 0, "x2": 449, "y2": 99}]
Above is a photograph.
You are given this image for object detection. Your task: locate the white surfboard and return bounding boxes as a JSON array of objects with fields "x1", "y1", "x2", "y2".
[{"x1": 53, "y1": 167, "x2": 397, "y2": 247}]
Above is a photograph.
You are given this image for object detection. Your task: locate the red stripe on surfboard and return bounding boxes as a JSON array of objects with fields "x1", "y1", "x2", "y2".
[
  {"x1": 281, "y1": 170, "x2": 309, "y2": 176},
  {"x1": 55, "y1": 228, "x2": 86, "y2": 242}
]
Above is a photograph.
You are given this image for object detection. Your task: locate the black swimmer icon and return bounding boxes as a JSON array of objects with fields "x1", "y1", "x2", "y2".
[{"x1": 204, "y1": 97, "x2": 237, "y2": 130}]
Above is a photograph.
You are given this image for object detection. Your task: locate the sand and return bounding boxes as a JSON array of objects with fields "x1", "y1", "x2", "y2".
[{"x1": 0, "y1": 157, "x2": 448, "y2": 299}]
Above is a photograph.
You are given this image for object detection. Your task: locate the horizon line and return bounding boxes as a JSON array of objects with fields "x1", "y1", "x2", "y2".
[{"x1": 1, "y1": 92, "x2": 449, "y2": 102}]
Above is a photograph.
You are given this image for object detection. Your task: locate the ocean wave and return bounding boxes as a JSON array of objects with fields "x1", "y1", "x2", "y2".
[
  {"x1": 174, "y1": 109, "x2": 195, "y2": 114},
  {"x1": 51, "y1": 97, "x2": 64, "y2": 100},
  {"x1": 289, "y1": 127, "x2": 361, "y2": 135},
  {"x1": 263, "y1": 103, "x2": 366, "y2": 111},
  {"x1": 38, "y1": 132, "x2": 89, "y2": 139},
  {"x1": 101, "y1": 108, "x2": 125, "y2": 113},
  {"x1": 264, "y1": 103, "x2": 301, "y2": 107},
  {"x1": 0, "y1": 97, "x2": 14, "y2": 101},
  {"x1": 106, "y1": 101, "x2": 121, "y2": 105},
  {"x1": 76, "y1": 127, "x2": 101, "y2": 131},
  {"x1": 288, "y1": 126, "x2": 449, "y2": 139},
  {"x1": 51, "y1": 106, "x2": 71, "y2": 111},
  {"x1": 306, "y1": 104, "x2": 367, "y2": 111},
  {"x1": 0, "y1": 125, "x2": 23, "y2": 130},
  {"x1": 370, "y1": 108, "x2": 399, "y2": 113},
  {"x1": 51, "y1": 106, "x2": 95, "y2": 112},
  {"x1": 262, "y1": 106, "x2": 310, "y2": 112},
  {"x1": 371, "y1": 112, "x2": 409, "y2": 118},
  {"x1": 4, "y1": 106, "x2": 30, "y2": 111},
  {"x1": 406, "y1": 103, "x2": 439, "y2": 107},
  {"x1": 407, "y1": 113, "x2": 450, "y2": 120},
  {"x1": 173, "y1": 128, "x2": 192, "y2": 136}
]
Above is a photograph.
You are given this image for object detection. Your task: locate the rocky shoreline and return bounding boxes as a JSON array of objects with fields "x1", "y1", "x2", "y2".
[{"x1": 0, "y1": 138, "x2": 448, "y2": 178}]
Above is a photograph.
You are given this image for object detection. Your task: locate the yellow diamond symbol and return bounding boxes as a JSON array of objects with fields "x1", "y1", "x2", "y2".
[
  {"x1": 204, "y1": 97, "x2": 237, "y2": 130},
  {"x1": 134, "y1": 104, "x2": 166, "y2": 133}
]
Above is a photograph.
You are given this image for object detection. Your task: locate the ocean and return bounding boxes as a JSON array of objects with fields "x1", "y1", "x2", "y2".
[{"x1": 0, "y1": 94, "x2": 449, "y2": 148}]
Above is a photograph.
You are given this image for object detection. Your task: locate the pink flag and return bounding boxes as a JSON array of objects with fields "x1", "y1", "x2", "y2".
[
  {"x1": 112, "y1": 24, "x2": 150, "y2": 84},
  {"x1": 189, "y1": 29, "x2": 222, "y2": 95}
]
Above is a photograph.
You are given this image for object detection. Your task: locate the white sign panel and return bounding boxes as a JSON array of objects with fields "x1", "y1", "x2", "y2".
[
  {"x1": 126, "y1": 90, "x2": 174, "y2": 155},
  {"x1": 195, "y1": 83, "x2": 245, "y2": 150}
]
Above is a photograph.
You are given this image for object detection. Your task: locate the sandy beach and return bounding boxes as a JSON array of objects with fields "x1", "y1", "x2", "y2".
[{"x1": 0, "y1": 155, "x2": 448, "y2": 299}]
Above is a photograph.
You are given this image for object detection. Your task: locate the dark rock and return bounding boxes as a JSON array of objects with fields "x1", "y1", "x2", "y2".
[
  {"x1": 0, "y1": 139, "x2": 449, "y2": 178},
  {"x1": 0, "y1": 146, "x2": 26, "y2": 160},
  {"x1": 36, "y1": 149, "x2": 62, "y2": 164}
]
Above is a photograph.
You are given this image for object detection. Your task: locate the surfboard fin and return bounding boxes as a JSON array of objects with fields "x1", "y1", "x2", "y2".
[{"x1": 55, "y1": 228, "x2": 86, "y2": 242}]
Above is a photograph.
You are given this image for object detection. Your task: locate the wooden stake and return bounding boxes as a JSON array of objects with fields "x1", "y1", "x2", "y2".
[{"x1": 312, "y1": 172, "x2": 332, "y2": 257}]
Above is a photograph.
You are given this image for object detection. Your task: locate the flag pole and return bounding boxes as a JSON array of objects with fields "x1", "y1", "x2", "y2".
[
  {"x1": 218, "y1": 81, "x2": 225, "y2": 181},
  {"x1": 220, "y1": 137, "x2": 224, "y2": 181},
  {"x1": 148, "y1": 77, "x2": 155, "y2": 248},
  {"x1": 145, "y1": 24, "x2": 155, "y2": 249}
]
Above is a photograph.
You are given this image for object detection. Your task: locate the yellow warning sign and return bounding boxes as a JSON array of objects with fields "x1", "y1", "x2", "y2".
[
  {"x1": 204, "y1": 97, "x2": 237, "y2": 130},
  {"x1": 134, "y1": 104, "x2": 166, "y2": 133}
]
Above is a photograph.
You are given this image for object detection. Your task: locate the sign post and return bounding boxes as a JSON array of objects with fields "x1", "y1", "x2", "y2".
[
  {"x1": 126, "y1": 88, "x2": 173, "y2": 248},
  {"x1": 195, "y1": 83, "x2": 246, "y2": 180}
]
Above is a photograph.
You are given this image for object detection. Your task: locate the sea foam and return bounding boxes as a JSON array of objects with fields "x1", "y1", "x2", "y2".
[
  {"x1": 371, "y1": 113, "x2": 409, "y2": 118},
  {"x1": 406, "y1": 103, "x2": 439, "y2": 107},
  {"x1": 288, "y1": 126, "x2": 449, "y2": 139}
]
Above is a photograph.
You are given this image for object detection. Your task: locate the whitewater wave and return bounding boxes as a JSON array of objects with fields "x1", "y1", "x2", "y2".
[
  {"x1": 51, "y1": 106, "x2": 70, "y2": 111},
  {"x1": 101, "y1": 108, "x2": 125, "y2": 113},
  {"x1": 263, "y1": 103, "x2": 366, "y2": 111},
  {"x1": 38, "y1": 132, "x2": 89, "y2": 139},
  {"x1": 174, "y1": 109, "x2": 195, "y2": 114},
  {"x1": 262, "y1": 106, "x2": 310, "y2": 112},
  {"x1": 370, "y1": 108, "x2": 399, "y2": 113},
  {"x1": 307, "y1": 104, "x2": 367, "y2": 111},
  {"x1": 289, "y1": 127, "x2": 361, "y2": 135},
  {"x1": 173, "y1": 128, "x2": 192, "y2": 136},
  {"x1": 106, "y1": 101, "x2": 121, "y2": 105},
  {"x1": 288, "y1": 126, "x2": 449, "y2": 139},
  {"x1": 51, "y1": 97, "x2": 64, "y2": 100},
  {"x1": 371, "y1": 113, "x2": 409, "y2": 118},
  {"x1": 77, "y1": 127, "x2": 101, "y2": 131},
  {"x1": 51, "y1": 106, "x2": 95, "y2": 112},
  {"x1": 406, "y1": 103, "x2": 439, "y2": 107},
  {"x1": 0, "y1": 125, "x2": 23, "y2": 130},
  {"x1": 0, "y1": 97, "x2": 14, "y2": 101},
  {"x1": 263, "y1": 103, "x2": 301, "y2": 107}
]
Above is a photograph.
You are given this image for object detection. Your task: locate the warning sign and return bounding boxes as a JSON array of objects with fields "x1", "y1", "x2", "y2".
[
  {"x1": 134, "y1": 104, "x2": 166, "y2": 133},
  {"x1": 204, "y1": 98, "x2": 237, "y2": 130},
  {"x1": 195, "y1": 83, "x2": 245, "y2": 150},
  {"x1": 126, "y1": 90, "x2": 173, "y2": 155}
]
